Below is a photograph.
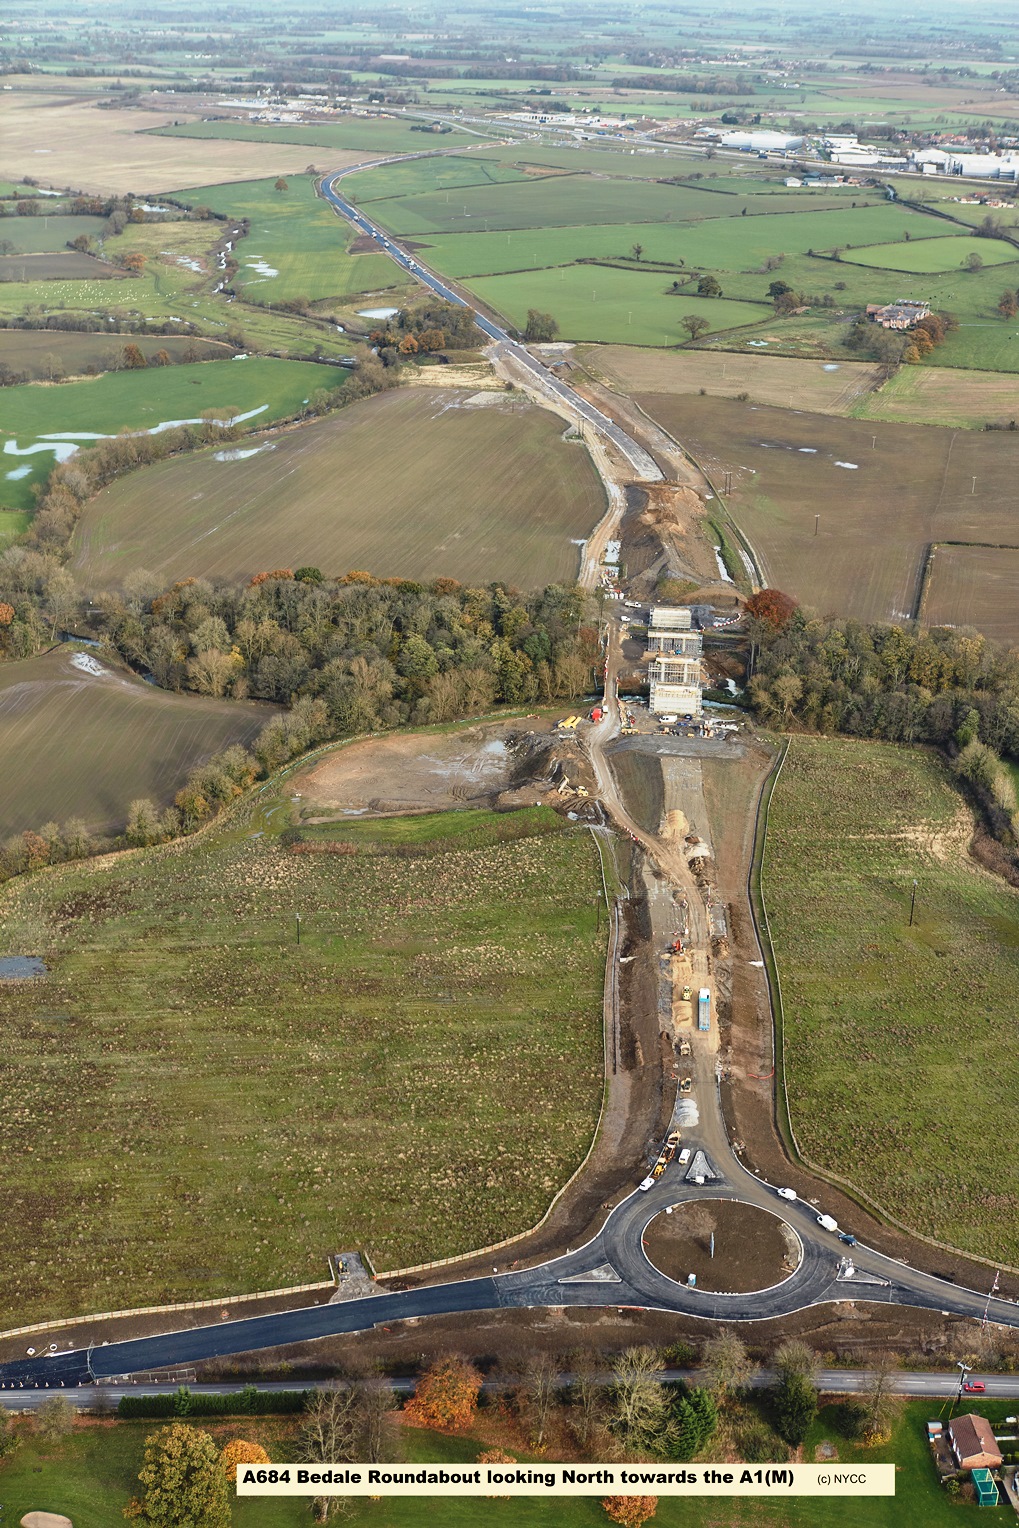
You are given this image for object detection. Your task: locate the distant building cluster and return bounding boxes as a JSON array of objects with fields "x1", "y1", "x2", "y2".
[
  {"x1": 912, "y1": 148, "x2": 1019, "y2": 181},
  {"x1": 645, "y1": 606, "x2": 703, "y2": 719}
]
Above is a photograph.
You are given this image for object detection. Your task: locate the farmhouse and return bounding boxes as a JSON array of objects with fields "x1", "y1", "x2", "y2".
[
  {"x1": 645, "y1": 606, "x2": 703, "y2": 718},
  {"x1": 866, "y1": 299, "x2": 931, "y2": 331},
  {"x1": 947, "y1": 1413, "x2": 1002, "y2": 1472}
]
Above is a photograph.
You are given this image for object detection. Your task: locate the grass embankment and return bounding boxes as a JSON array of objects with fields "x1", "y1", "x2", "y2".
[
  {"x1": 69, "y1": 387, "x2": 605, "y2": 591},
  {"x1": 0, "y1": 803, "x2": 605, "y2": 1322},
  {"x1": 0, "y1": 1401, "x2": 1003, "y2": 1528},
  {"x1": 763, "y1": 736, "x2": 1019, "y2": 1265}
]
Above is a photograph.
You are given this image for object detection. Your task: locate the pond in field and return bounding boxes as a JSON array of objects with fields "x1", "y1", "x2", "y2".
[
  {"x1": 0, "y1": 956, "x2": 46, "y2": 979},
  {"x1": 357, "y1": 306, "x2": 400, "y2": 319}
]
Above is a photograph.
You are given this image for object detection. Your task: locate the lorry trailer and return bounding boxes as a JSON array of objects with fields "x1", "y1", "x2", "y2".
[{"x1": 697, "y1": 987, "x2": 711, "y2": 1031}]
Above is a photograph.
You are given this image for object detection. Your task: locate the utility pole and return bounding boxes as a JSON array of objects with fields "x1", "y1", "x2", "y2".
[
  {"x1": 909, "y1": 879, "x2": 918, "y2": 926},
  {"x1": 296, "y1": 914, "x2": 302, "y2": 946},
  {"x1": 814, "y1": 514, "x2": 820, "y2": 537}
]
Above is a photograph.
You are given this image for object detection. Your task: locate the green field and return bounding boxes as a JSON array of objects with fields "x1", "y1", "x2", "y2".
[
  {"x1": 0, "y1": 645, "x2": 273, "y2": 839},
  {"x1": 0, "y1": 1400, "x2": 1004, "y2": 1528},
  {"x1": 343, "y1": 153, "x2": 530, "y2": 203},
  {"x1": 69, "y1": 386, "x2": 605, "y2": 590},
  {"x1": 470, "y1": 267, "x2": 766, "y2": 346},
  {"x1": 350, "y1": 176, "x2": 924, "y2": 243},
  {"x1": 0, "y1": 328, "x2": 232, "y2": 381},
  {"x1": 0, "y1": 798, "x2": 604, "y2": 1320},
  {"x1": 0, "y1": 212, "x2": 106, "y2": 250},
  {"x1": 404, "y1": 205, "x2": 944, "y2": 282},
  {"x1": 153, "y1": 114, "x2": 473, "y2": 155},
  {"x1": 172, "y1": 175, "x2": 399, "y2": 304},
  {"x1": 0, "y1": 206, "x2": 363, "y2": 365},
  {"x1": 840, "y1": 235, "x2": 1019, "y2": 273},
  {"x1": 764, "y1": 737, "x2": 1019, "y2": 1265},
  {"x1": 850, "y1": 363, "x2": 1019, "y2": 428},
  {"x1": 0, "y1": 356, "x2": 341, "y2": 508}
]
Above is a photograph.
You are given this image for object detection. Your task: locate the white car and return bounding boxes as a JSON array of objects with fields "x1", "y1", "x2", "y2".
[
  {"x1": 678, "y1": 1148, "x2": 691, "y2": 1166},
  {"x1": 776, "y1": 1187, "x2": 797, "y2": 1201},
  {"x1": 638, "y1": 1175, "x2": 656, "y2": 1192}
]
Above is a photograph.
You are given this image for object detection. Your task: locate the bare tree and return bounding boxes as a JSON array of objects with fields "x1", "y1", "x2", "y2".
[
  {"x1": 568, "y1": 1348, "x2": 608, "y2": 1451},
  {"x1": 773, "y1": 1339, "x2": 819, "y2": 1385},
  {"x1": 702, "y1": 1331, "x2": 757, "y2": 1402},
  {"x1": 611, "y1": 1346, "x2": 675, "y2": 1457},
  {"x1": 300, "y1": 1378, "x2": 394, "y2": 1521},
  {"x1": 518, "y1": 1353, "x2": 561, "y2": 1450},
  {"x1": 862, "y1": 1351, "x2": 900, "y2": 1443}
]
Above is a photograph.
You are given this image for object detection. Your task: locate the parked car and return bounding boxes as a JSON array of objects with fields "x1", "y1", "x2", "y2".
[
  {"x1": 963, "y1": 1380, "x2": 986, "y2": 1394},
  {"x1": 638, "y1": 1175, "x2": 656, "y2": 1192},
  {"x1": 776, "y1": 1187, "x2": 797, "y2": 1201},
  {"x1": 839, "y1": 1232, "x2": 857, "y2": 1247}
]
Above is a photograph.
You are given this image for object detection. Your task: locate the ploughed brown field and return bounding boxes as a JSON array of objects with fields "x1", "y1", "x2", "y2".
[
  {"x1": 634, "y1": 393, "x2": 1019, "y2": 637},
  {"x1": 0, "y1": 645, "x2": 273, "y2": 838},
  {"x1": 70, "y1": 386, "x2": 606, "y2": 591},
  {"x1": 923, "y1": 545, "x2": 1019, "y2": 645}
]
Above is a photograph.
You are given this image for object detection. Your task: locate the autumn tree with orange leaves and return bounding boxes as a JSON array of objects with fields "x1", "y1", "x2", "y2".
[
  {"x1": 404, "y1": 1355, "x2": 483, "y2": 1433},
  {"x1": 602, "y1": 1495, "x2": 658, "y2": 1527},
  {"x1": 219, "y1": 1438, "x2": 270, "y2": 1485},
  {"x1": 744, "y1": 588, "x2": 798, "y2": 630}
]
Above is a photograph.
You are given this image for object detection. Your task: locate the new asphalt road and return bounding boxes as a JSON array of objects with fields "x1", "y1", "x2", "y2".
[
  {"x1": 4, "y1": 1154, "x2": 1019, "y2": 1391},
  {"x1": 318, "y1": 166, "x2": 661, "y2": 480}
]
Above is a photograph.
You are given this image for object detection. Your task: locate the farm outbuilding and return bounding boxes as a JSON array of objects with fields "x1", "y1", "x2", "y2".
[{"x1": 948, "y1": 1413, "x2": 1002, "y2": 1472}]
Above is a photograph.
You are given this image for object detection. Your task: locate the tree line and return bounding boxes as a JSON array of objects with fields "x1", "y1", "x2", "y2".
[
  {"x1": 0, "y1": 567, "x2": 599, "y2": 874},
  {"x1": 746, "y1": 592, "x2": 1019, "y2": 864}
]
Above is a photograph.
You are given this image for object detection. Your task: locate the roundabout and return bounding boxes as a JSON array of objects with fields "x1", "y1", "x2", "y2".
[{"x1": 641, "y1": 1199, "x2": 801, "y2": 1294}]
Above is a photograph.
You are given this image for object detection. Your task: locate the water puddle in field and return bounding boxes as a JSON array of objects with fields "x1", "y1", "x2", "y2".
[
  {"x1": 822, "y1": 363, "x2": 841, "y2": 371},
  {"x1": 797, "y1": 447, "x2": 817, "y2": 453},
  {"x1": 0, "y1": 957, "x2": 46, "y2": 979},
  {"x1": 213, "y1": 444, "x2": 270, "y2": 462},
  {"x1": 714, "y1": 549, "x2": 734, "y2": 584},
  {"x1": 70, "y1": 653, "x2": 107, "y2": 677},
  {"x1": 244, "y1": 258, "x2": 279, "y2": 278},
  {"x1": 834, "y1": 461, "x2": 859, "y2": 469},
  {"x1": 357, "y1": 306, "x2": 400, "y2": 319},
  {"x1": 3, "y1": 406, "x2": 271, "y2": 465}
]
